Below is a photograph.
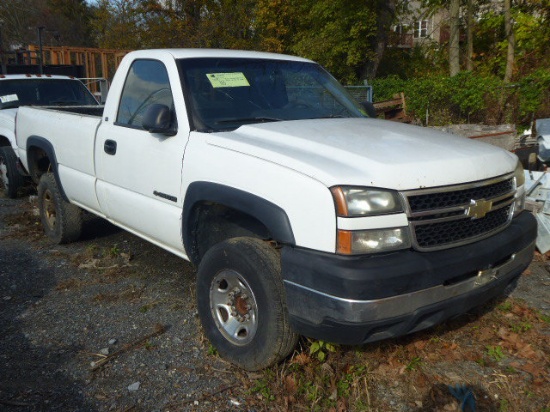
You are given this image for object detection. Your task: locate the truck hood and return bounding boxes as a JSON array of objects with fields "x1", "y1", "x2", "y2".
[{"x1": 206, "y1": 118, "x2": 518, "y2": 190}]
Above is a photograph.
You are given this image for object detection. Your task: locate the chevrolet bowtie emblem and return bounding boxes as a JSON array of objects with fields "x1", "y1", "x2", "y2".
[{"x1": 466, "y1": 199, "x2": 493, "y2": 219}]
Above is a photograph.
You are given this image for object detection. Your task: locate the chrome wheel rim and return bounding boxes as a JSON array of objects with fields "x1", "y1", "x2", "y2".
[{"x1": 210, "y1": 269, "x2": 258, "y2": 346}]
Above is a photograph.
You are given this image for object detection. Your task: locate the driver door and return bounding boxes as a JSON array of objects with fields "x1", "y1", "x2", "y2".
[{"x1": 95, "y1": 59, "x2": 188, "y2": 254}]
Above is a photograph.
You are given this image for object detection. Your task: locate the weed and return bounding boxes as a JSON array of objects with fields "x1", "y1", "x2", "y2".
[
  {"x1": 309, "y1": 339, "x2": 337, "y2": 362},
  {"x1": 405, "y1": 356, "x2": 422, "y2": 371},
  {"x1": 250, "y1": 378, "x2": 275, "y2": 401},
  {"x1": 486, "y1": 345, "x2": 505, "y2": 362},
  {"x1": 302, "y1": 381, "x2": 320, "y2": 403},
  {"x1": 498, "y1": 301, "x2": 513, "y2": 312},
  {"x1": 207, "y1": 344, "x2": 218, "y2": 356},
  {"x1": 108, "y1": 244, "x2": 120, "y2": 258},
  {"x1": 511, "y1": 322, "x2": 532, "y2": 333},
  {"x1": 540, "y1": 313, "x2": 550, "y2": 323},
  {"x1": 337, "y1": 375, "x2": 351, "y2": 398}
]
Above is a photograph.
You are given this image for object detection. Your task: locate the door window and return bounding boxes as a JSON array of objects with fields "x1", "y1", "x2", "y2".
[{"x1": 116, "y1": 59, "x2": 175, "y2": 128}]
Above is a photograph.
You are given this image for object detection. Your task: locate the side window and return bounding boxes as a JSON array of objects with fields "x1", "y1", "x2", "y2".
[{"x1": 116, "y1": 59, "x2": 175, "y2": 128}]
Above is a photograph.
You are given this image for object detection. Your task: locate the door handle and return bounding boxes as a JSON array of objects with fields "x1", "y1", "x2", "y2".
[{"x1": 104, "y1": 139, "x2": 117, "y2": 155}]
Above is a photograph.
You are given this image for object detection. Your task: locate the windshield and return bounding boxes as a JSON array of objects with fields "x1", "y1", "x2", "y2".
[
  {"x1": 0, "y1": 79, "x2": 98, "y2": 109},
  {"x1": 177, "y1": 58, "x2": 367, "y2": 132}
]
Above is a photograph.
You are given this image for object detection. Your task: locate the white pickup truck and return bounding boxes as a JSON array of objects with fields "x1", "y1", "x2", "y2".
[
  {"x1": 0, "y1": 74, "x2": 98, "y2": 197},
  {"x1": 15, "y1": 49, "x2": 537, "y2": 370}
]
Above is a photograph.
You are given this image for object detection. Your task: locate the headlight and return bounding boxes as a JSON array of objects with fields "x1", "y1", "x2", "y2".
[
  {"x1": 331, "y1": 186, "x2": 403, "y2": 217},
  {"x1": 337, "y1": 228, "x2": 411, "y2": 254},
  {"x1": 513, "y1": 160, "x2": 526, "y2": 217}
]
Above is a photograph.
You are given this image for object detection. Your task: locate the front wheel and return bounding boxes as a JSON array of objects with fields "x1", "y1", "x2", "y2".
[
  {"x1": 196, "y1": 237, "x2": 298, "y2": 370},
  {"x1": 0, "y1": 146, "x2": 25, "y2": 198},
  {"x1": 37, "y1": 173, "x2": 82, "y2": 244}
]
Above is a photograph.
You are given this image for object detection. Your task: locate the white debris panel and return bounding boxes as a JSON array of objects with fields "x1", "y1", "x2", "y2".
[{"x1": 525, "y1": 170, "x2": 550, "y2": 253}]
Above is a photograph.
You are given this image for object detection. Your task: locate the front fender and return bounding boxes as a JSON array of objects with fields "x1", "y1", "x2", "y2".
[{"x1": 182, "y1": 181, "x2": 295, "y2": 263}]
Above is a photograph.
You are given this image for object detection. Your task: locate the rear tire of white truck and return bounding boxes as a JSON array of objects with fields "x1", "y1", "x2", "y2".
[
  {"x1": 196, "y1": 237, "x2": 299, "y2": 371},
  {"x1": 37, "y1": 173, "x2": 83, "y2": 244},
  {"x1": 0, "y1": 147, "x2": 25, "y2": 199}
]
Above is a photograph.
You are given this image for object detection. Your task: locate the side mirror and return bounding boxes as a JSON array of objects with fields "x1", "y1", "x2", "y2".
[
  {"x1": 361, "y1": 101, "x2": 377, "y2": 118},
  {"x1": 142, "y1": 104, "x2": 177, "y2": 136}
]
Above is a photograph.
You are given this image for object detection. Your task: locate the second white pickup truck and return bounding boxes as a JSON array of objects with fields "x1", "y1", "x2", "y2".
[
  {"x1": 0, "y1": 74, "x2": 98, "y2": 197},
  {"x1": 15, "y1": 49, "x2": 537, "y2": 370}
]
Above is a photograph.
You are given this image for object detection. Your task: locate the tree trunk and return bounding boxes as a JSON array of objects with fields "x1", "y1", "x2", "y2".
[
  {"x1": 364, "y1": 0, "x2": 396, "y2": 80},
  {"x1": 466, "y1": 0, "x2": 474, "y2": 71},
  {"x1": 503, "y1": 0, "x2": 515, "y2": 82},
  {"x1": 449, "y1": 0, "x2": 460, "y2": 76}
]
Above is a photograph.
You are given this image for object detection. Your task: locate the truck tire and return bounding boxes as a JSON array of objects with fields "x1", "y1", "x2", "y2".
[
  {"x1": 196, "y1": 237, "x2": 299, "y2": 370},
  {"x1": 37, "y1": 173, "x2": 82, "y2": 244},
  {"x1": 0, "y1": 146, "x2": 25, "y2": 199}
]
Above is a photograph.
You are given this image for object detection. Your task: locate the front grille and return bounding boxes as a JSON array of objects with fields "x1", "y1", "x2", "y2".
[
  {"x1": 402, "y1": 175, "x2": 516, "y2": 251},
  {"x1": 413, "y1": 206, "x2": 512, "y2": 249},
  {"x1": 408, "y1": 178, "x2": 514, "y2": 212}
]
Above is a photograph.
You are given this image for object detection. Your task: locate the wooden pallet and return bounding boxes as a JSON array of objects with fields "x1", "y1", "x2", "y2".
[{"x1": 373, "y1": 92, "x2": 411, "y2": 123}]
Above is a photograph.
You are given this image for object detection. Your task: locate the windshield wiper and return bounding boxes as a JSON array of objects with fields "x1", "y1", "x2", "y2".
[{"x1": 216, "y1": 116, "x2": 283, "y2": 125}]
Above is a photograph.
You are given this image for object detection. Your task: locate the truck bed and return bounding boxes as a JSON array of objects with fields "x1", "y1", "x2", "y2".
[{"x1": 16, "y1": 106, "x2": 103, "y2": 196}]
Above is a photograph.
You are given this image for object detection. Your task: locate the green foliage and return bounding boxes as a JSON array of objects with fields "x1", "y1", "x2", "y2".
[
  {"x1": 207, "y1": 344, "x2": 218, "y2": 356},
  {"x1": 511, "y1": 322, "x2": 532, "y2": 333},
  {"x1": 370, "y1": 71, "x2": 550, "y2": 127},
  {"x1": 108, "y1": 244, "x2": 120, "y2": 258},
  {"x1": 517, "y1": 69, "x2": 550, "y2": 119},
  {"x1": 250, "y1": 377, "x2": 275, "y2": 401},
  {"x1": 290, "y1": 0, "x2": 378, "y2": 83},
  {"x1": 308, "y1": 339, "x2": 337, "y2": 362},
  {"x1": 498, "y1": 301, "x2": 513, "y2": 312},
  {"x1": 405, "y1": 356, "x2": 422, "y2": 371},
  {"x1": 486, "y1": 345, "x2": 505, "y2": 362}
]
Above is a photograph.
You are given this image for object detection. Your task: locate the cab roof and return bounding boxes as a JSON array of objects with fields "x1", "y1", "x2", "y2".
[{"x1": 0, "y1": 74, "x2": 77, "y2": 80}]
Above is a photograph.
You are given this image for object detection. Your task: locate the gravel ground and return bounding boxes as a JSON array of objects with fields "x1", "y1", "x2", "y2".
[
  {"x1": 0, "y1": 196, "x2": 248, "y2": 411},
  {"x1": 0, "y1": 193, "x2": 548, "y2": 412}
]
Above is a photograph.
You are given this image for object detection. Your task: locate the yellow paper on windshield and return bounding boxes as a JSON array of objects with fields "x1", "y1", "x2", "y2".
[{"x1": 206, "y1": 73, "x2": 250, "y2": 88}]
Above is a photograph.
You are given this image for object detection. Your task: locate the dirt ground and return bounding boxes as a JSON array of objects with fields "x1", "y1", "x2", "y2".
[{"x1": 0, "y1": 193, "x2": 549, "y2": 412}]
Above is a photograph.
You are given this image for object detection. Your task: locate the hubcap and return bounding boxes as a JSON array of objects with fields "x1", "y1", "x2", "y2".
[
  {"x1": 210, "y1": 269, "x2": 258, "y2": 346},
  {"x1": 43, "y1": 189, "x2": 57, "y2": 230}
]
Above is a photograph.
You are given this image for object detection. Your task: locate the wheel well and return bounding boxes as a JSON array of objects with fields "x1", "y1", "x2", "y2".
[
  {"x1": 0, "y1": 135, "x2": 11, "y2": 147},
  {"x1": 188, "y1": 202, "x2": 272, "y2": 265},
  {"x1": 27, "y1": 146, "x2": 52, "y2": 183}
]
